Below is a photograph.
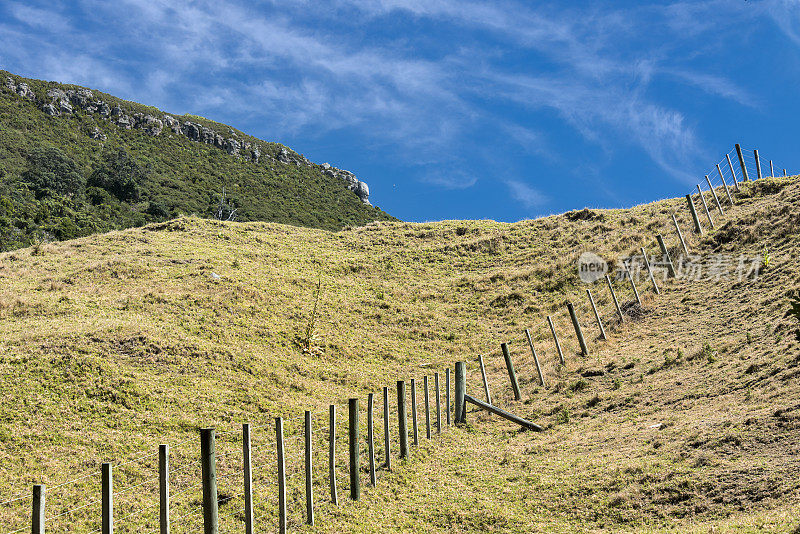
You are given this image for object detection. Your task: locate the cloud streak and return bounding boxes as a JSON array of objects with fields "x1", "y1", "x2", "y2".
[{"x1": 0, "y1": 0, "x2": 785, "y2": 213}]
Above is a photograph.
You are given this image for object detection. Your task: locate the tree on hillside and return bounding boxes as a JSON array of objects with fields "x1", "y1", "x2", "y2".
[
  {"x1": 21, "y1": 146, "x2": 85, "y2": 200},
  {"x1": 88, "y1": 148, "x2": 149, "y2": 202}
]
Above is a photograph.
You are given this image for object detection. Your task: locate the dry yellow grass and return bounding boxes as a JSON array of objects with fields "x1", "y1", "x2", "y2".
[{"x1": 0, "y1": 177, "x2": 799, "y2": 532}]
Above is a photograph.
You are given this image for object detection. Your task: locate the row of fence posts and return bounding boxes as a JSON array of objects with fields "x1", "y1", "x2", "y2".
[
  {"x1": 14, "y1": 144, "x2": 789, "y2": 534},
  {"x1": 19, "y1": 370, "x2": 461, "y2": 534}
]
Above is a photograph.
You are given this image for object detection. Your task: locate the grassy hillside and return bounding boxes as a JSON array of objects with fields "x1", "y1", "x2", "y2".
[
  {"x1": 0, "y1": 70, "x2": 393, "y2": 251},
  {"x1": 0, "y1": 176, "x2": 799, "y2": 532}
]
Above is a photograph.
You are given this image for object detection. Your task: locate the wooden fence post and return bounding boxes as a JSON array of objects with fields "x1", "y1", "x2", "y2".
[
  {"x1": 32, "y1": 485, "x2": 44, "y2": 534},
  {"x1": 524, "y1": 328, "x2": 546, "y2": 387},
  {"x1": 242, "y1": 427, "x2": 252, "y2": 534},
  {"x1": 242, "y1": 432, "x2": 253, "y2": 534},
  {"x1": 726, "y1": 153, "x2": 740, "y2": 190},
  {"x1": 770, "y1": 160, "x2": 774, "y2": 177},
  {"x1": 410, "y1": 379, "x2": 418, "y2": 446},
  {"x1": 200, "y1": 429, "x2": 217, "y2": 534},
  {"x1": 784, "y1": 169, "x2": 788, "y2": 177},
  {"x1": 685, "y1": 194, "x2": 703, "y2": 234},
  {"x1": 102, "y1": 463, "x2": 113, "y2": 534},
  {"x1": 275, "y1": 419, "x2": 286, "y2": 534},
  {"x1": 445, "y1": 369, "x2": 451, "y2": 427},
  {"x1": 606, "y1": 275, "x2": 624, "y2": 322},
  {"x1": 304, "y1": 411, "x2": 314, "y2": 526},
  {"x1": 160, "y1": 444, "x2": 170, "y2": 534},
  {"x1": 641, "y1": 247, "x2": 660, "y2": 294},
  {"x1": 567, "y1": 302, "x2": 589, "y2": 356},
  {"x1": 423, "y1": 376, "x2": 431, "y2": 439},
  {"x1": 500, "y1": 343, "x2": 522, "y2": 400},
  {"x1": 478, "y1": 354, "x2": 492, "y2": 403},
  {"x1": 705, "y1": 175, "x2": 724, "y2": 214},
  {"x1": 434, "y1": 373, "x2": 442, "y2": 434},
  {"x1": 464, "y1": 395, "x2": 543, "y2": 431},
  {"x1": 754, "y1": 149, "x2": 763, "y2": 180},
  {"x1": 348, "y1": 398, "x2": 360, "y2": 501},
  {"x1": 656, "y1": 234, "x2": 676, "y2": 278},
  {"x1": 736, "y1": 143, "x2": 749, "y2": 181},
  {"x1": 586, "y1": 289, "x2": 606, "y2": 340},
  {"x1": 329, "y1": 405, "x2": 338, "y2": 504},
  {"x1": 717, "y1": 164, "x2": 734, "y2": 204},
  {"x1": 382, "y1": 387, "x2": 391, "y2": 470},
  {"x1": 626, "y1": 266, "x2": 641, "y2": 305},
  {"x1": 672, "y1": 214, "x2": 689, "y2": 258},
  {"x1": 454, "y1": 361, "x2": 466, "y2": 424},
  {"x1": 547, "y1": 316, "x2": 565, "y2": 366},
  {"x1": 367, "y1": 393, "x2": 376, "y2": 487},
  {"x1": 397, "y1": 381, "x2": 408, "y2": 459},
  {"x1": 697, "y1": 185, "x2": 714, "y2": 228}
]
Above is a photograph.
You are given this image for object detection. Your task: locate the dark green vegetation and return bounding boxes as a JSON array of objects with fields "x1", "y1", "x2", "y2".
[{"x1": 0, "y1": 70, "x2": 393, "y2": 251}]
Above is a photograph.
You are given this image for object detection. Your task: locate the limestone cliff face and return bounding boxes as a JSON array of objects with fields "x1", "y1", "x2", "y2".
[{"x1": 3, "y1": 75, "x2": 371, "y2": 205}]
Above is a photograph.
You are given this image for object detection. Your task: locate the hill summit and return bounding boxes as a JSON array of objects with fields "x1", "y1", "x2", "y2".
[{"x1": 0, "y1": 70, "x2": 393, "y2": 250}]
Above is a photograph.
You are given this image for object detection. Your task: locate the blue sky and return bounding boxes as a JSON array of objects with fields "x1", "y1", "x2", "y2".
[{"x1": 1, "y1": 0, "x2": 798, "y2": 222}]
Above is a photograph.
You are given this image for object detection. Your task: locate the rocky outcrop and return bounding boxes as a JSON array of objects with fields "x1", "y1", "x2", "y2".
[
  {"x1": 321, "y1": 164, "x2": 371, "y2": 205},
  {"x1": 89, "y1": 126, "x2": 107, "y2": 141},
  {"x1": 133, "y1": 113, "x2": 163, "y2": 136},
  {"x1": 2, "y1": 74, "x2": 372, "y2": 204}
]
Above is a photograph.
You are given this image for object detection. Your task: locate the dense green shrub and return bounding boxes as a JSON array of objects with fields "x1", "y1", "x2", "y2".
[{"x1": 0, "y1": 70, "x2": 395, "y2": 251}]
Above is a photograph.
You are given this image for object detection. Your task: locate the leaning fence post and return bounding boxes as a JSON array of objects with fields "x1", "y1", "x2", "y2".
[
  {"x1": 736, "y1": 143, "x2": 749, "y2": 181},
  {"x1": 410, "y1": 379, "x2": 419, "y2": 446},
  {"x1": 434, "y1": 372, "x2": 442, "y2": 433},
  {"x1": 242, "y1": 427, "x2": 253, "y2": 534},
  {"x1": 445, "y1": 369, "x2": 451, "y2": 427},
  {"x1": 685, "y1": 194, "x2": 703, "y2": 234},
  {"x1": 586, "y1": 289, "x2": 606, "y2": 340},
  {"x1": 727, "y1": 153, "x2": 740, "y2": 190},
  {"x1": 500, "y1": 343, "x2": 522, "y2": 400},
  {"x1": 478, "y1": 354, "x2": 492, "y2": 404},
  {"x1": 160, "y1": 444, "x2": 170, "y2": 534},
  {"x1": 348, "y1": 398, "x2": 360, "y2": 501},
  {"x1": 672, "y1": 214, "x2": 689, "y2": 258},
  {"x1": 200, "y1": 429, "x2": 217, "y2": 534},
  {"x1": 656, "y1": 234, "x2": 676, "y2": 278},
  {"x1": 567, "y1": 302, "x2": 589, "y2": 355},
  {"x1": 641, "y1": 247, "x2": 660, "y2": 294},
  {"x1": 754, "y1": 149, "x2": 763, "y2": 180},
  {"x1": 524, "y1": 328, "x2": 546, "y2": 386},
  {"x1": 367, "y1": 393, "x2": 376, "y2": 487},
  {"x1": 697, "y1": 185, "x2": 714, "y2": 228},
  {"x1": 717, "y1": 164, "x2": 734, "y2": 204},
  {"x1": 705, "y1": 175, "x2": 724, "y2": 214},
  {"x1": 423, "y1": 376, "x2": 431, "y2": 439},
  {"x1": 626, "y1": 266, "x2": 641, "y2": 305},
  {"x1": 454, "y1": 361, "x2": 466, "y2": 424},
  {"x1": 606, "y1": 275, "x2": 624, "y2": 322},
  {"x1": 304, "y1": 411, "x2": 314, "y2": 526},
  {"x1": 102, "y1": 463, "x2": 113, "y2": 534},
  {"x1": 397, "y1": 381, "x2": 408, "y2": 459},
  {"x1": 329, "y1": 405, "x2": 338, "y2": 504},
  {"x1": 382, "y1": 387, "x2": 391, "y2": 470},
  {"x1": 547, "y1": 316, "x2": 565, "y2": 365},
  {"x1": 32, "y1": 485, "x2": 44, "y2": 534},
  {"x1": 275, "y1": 419, "x2": 286, "y2": 534}
]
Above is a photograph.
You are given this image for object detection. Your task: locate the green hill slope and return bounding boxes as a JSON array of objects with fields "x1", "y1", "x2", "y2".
[
  {"x1": 0, "y1": 176, "x2": 798, "y2": 532},
  {"x1": 0, "y1": 70, "x2": 393, "y2": 251}
]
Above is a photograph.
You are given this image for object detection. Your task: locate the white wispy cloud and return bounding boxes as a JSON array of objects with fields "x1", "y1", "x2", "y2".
[
  {"x1": 503, "y1": 179, "x2": 548, "y2": 209},
  {"x1": 0, "y1": 0, "x2": 784, "y2": 211}
]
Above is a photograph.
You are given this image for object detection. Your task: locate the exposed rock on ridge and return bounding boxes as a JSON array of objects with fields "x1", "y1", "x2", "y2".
[{"x1": 3, "y1": 75, "x2": 370, "y2": 204}]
